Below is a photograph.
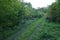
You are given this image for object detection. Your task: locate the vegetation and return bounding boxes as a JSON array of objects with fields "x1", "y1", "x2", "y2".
[
  {"x1": 0, "y1": 0, "x2": 60, "y2": 40},
  {"x1": 17, "y1": 18, "x2": 44, "y2": 40},
  {"x1": 46, "y1": 0, "x2": 60, "y2": 23},
  {"x1": 0, "y1": 0, "x2": 22, "y2": 40}
]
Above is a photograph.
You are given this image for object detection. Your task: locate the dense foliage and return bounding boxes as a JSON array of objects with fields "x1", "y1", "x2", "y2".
[
  {"x1": 46, "y1": 0, "x2": 60, "y2": 23},
  {"x1": 0, "y1": 0, "x2": 23, "y2": 40},
  {"x1": 0, "y1": 0, "x2": 21, "y2": 29},
  {"x1": 0, "y1": 0, "x2": 60, "y2": 40},
  {"x1": 0, "y1": 0, "x2": 45, "y2": 40},
  {"x1": 22, "y1": 2, "x2": 46, "y2": 20}
]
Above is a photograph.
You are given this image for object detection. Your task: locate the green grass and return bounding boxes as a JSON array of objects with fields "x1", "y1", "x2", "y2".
[
  {"x1": 6, "y1": 19, "x2": 38, "y2": 40},
  {"x1": 30, "y1": 19, "x2": 60, "y2": 40},
  {"x1": 5, "y1": 18, "x2": 60, "y2": 40},
  {"x1": 17, "y1": 18, "x2": 44, "y2": 40},
  {"x1": 41, "y1": 21, "x2": 60, "y2": 40}
]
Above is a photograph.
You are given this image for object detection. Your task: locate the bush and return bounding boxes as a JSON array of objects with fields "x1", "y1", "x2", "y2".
[{"x1": 45, "y1": 1, "x2": 60, "y2": 23}]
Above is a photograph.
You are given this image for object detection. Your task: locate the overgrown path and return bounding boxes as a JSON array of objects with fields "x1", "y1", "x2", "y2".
[
  {"x1": 6, "y1": 18, "x2": 44, "y2": 40},
  {"x1": 29, "y1": 23, "x2": 43, "y2": 40},
  {"x1": 17, "y1": 18, "x2": 44, "y2": 40}
]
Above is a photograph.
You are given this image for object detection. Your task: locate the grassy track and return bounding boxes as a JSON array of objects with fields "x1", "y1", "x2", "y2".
[
  {"x1": 6, "y1": 18, "x2": 43, "y2": 40},
  {"x1": 29, "y1": 20, "x2": 60, "y2": 40},
  {"x1": 17, "y1": 18, "x2": 44, "y2": 40},
  {"x1": 6, "y1": 18, "x2": 60, "y2": 40},
  {"x1": 6, "y1": 19, "x2": 37, "y2": 40}
]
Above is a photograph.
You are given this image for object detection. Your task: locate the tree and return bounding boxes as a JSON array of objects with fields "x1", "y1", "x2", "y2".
[
  {"x1": 0, "y1": 0, "x2": 22, "y2": 30},
  {"x1": 45, "y1": 0, "x2": 60, "y2": 23}
]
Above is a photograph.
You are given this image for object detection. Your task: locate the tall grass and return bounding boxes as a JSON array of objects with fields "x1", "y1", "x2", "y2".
[
  {"x1": 17, "y1": 18, "x2": 44, "y2": 40},
  {"x1": 31, "y1": 19, "x2": 60, "y2": 40}
]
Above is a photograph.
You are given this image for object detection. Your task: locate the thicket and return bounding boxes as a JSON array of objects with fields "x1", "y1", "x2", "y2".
[
  {"x1": 46, "y1": 0, "x2": 60, "y2": 23},
  {"x1": 0, "y1": 0, "x2": 46, "y2": 40}
]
